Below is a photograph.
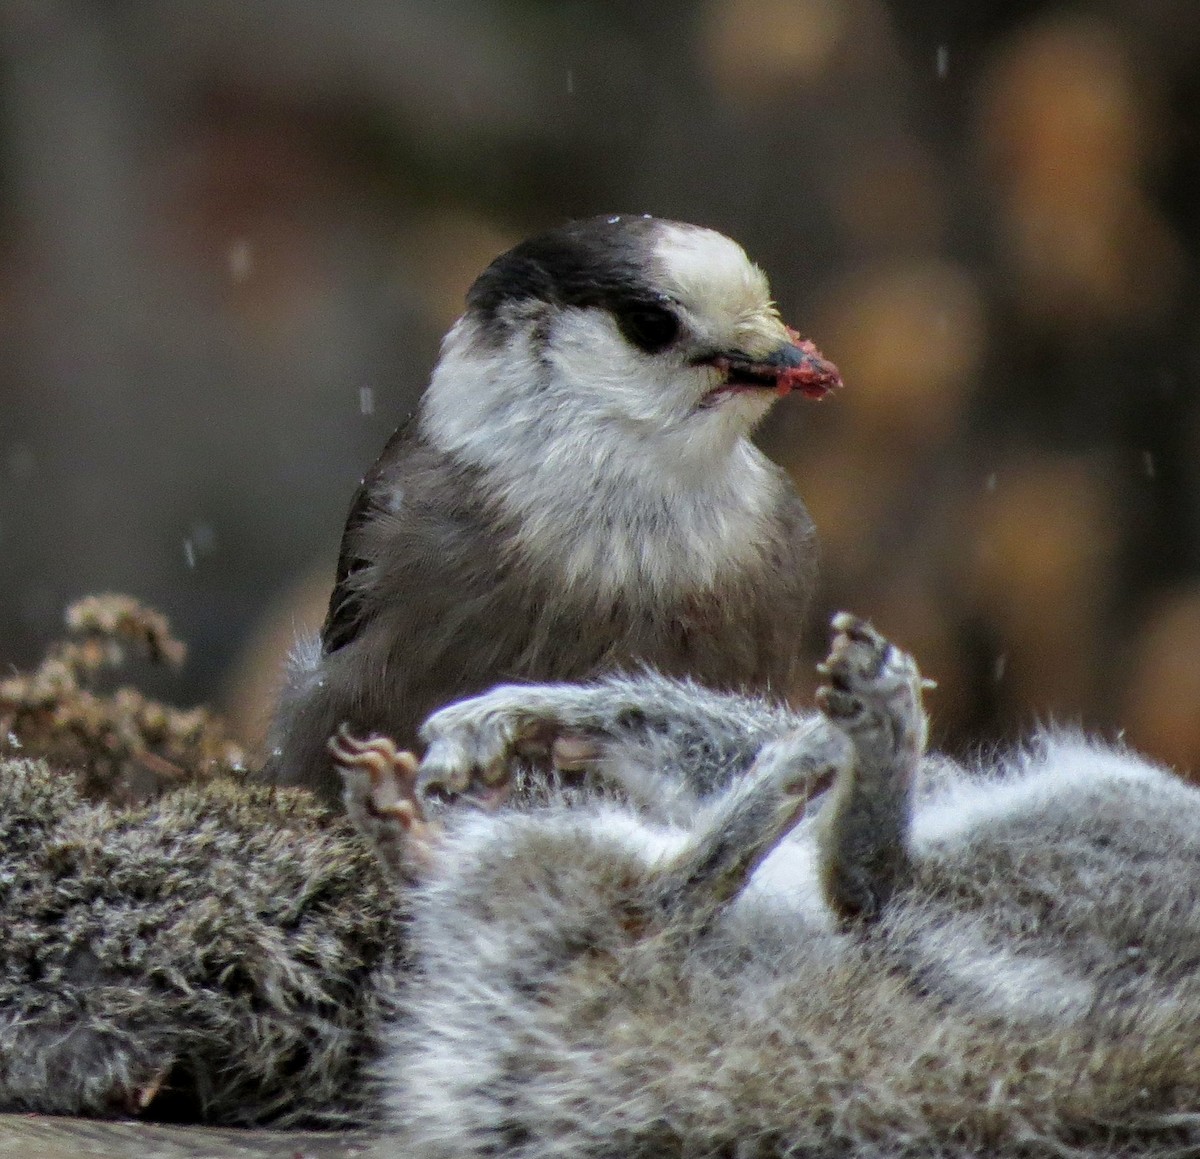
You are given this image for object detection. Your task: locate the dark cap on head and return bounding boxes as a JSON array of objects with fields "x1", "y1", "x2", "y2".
[{"x1": 465, "y1": 215, "x2": 672, "y2": 346}]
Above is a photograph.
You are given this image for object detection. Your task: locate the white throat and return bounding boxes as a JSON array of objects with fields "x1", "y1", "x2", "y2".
[{"x1": 419, "y1": 316, "x2": 786, "y2": 600}]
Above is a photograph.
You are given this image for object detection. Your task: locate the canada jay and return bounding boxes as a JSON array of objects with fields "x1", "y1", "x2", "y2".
[{"x1": 267, "y1": 215, "x2": 841, "y2": 799}]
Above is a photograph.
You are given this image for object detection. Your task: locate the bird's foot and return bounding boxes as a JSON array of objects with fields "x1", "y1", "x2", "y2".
[{"x1": 328, "y1": 724, "x2": 440, "y2": 877}]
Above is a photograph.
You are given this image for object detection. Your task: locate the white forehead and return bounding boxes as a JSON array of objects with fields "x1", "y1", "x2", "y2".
[
  {"x1": 652, "y1": 223, "x2": 773, "y2": 317},
  {"x1": 651, "y1": 223, "x2": 787, "y2": 356}
]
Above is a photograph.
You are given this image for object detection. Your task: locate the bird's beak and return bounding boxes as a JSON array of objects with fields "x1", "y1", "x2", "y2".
[{"x1": 704, "y1": 327, "x2": 842, "y2": 402}]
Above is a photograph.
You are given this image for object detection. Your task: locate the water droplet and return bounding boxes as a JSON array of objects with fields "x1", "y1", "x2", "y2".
[
  {"x1": 228, "y1": 239, "x2": 254, "y2": 282},
  {"x1": 359, "y1": 386, "x2": 375, "y2": 416},
  {"x1": 191, "y1": 523, "x2": 216, "y2": 554},
  {"x1": 985, "y1": 472, "x2": 998, "y2": 492},
  {"x1": 993, "y1": 654, "x2": 1007, "y2": 682},
  {"x1": 1141, "y1": 450, "x2": 1156, "y2": 479},
  {"x1": 565, "y1": 69, "x2": 574, "y2": 94},
  {"x1": 182, "y1": 523, "x2": 216, "y2": 570},
  {"x1": 935, "y1": 45, "x2": 949, "y2": 79}
]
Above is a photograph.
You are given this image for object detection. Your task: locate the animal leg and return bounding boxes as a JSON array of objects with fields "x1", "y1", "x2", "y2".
[
  {"x1": 416, "y1": 673, "x2": 796, "y2": 807},
  {"x1": 650, "y1": 718, "x2": 853, "y2": 932},
  {"x1": 814, "y1": 613, "x2": 930, "y2": 921}
]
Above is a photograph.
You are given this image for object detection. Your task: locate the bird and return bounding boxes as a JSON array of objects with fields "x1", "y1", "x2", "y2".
[{"x1": 266, "y1": 215, "x2": 841, "y2": 800}]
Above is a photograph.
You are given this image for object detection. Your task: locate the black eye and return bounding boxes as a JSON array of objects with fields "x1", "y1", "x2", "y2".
[{"x1": 615, "y1": 301, "x2": 681, "y2": 353}]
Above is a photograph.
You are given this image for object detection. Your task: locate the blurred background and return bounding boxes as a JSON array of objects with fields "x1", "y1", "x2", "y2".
[{"x1": 1, "y1": 0, "x2": 1199, "y2": 773}]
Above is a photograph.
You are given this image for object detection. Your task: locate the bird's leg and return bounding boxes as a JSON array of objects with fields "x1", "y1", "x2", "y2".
[
  {"x1": 814, "y1": 613, "x2": 930, "y2": 922},
  {"x1": 328, "y1": 724, "x2": 441, "y2": 880}
]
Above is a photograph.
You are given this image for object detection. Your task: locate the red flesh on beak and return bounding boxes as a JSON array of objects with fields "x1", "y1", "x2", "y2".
[
  {"x1": 778, "y1": 327, "x2": 843, "y2": 400},
  {"x1": 704, "y1": 327, "x2": 842, "y2": 405}
]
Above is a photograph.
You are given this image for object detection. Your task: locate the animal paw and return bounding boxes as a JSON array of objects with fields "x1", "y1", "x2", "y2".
[
  {"x1": 815, "y1": 612, "x2": 929, "y2": 768},
  {"x1": 328, "y1": 724, "x2": 439, "y2": 875},
  {"x1": 417, "y1": 688, "x2": 601, "y2": 803}
]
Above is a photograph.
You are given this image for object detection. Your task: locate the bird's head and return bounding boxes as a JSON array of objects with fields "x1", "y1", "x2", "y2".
[{"x1": 420, "y1": 215, "x2": 840, "y2": 470}]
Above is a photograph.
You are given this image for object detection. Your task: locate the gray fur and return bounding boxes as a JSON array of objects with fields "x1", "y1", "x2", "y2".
[
  {"x1": 5, "y1": 614, "x2": 1200, "y2": 1152},
  {"x1": 416, "y1": 668, "x2": 804, "y2": 818},
  {"x1": 267, "y1": 217, "x2": 821, "y2": 801},
  {"x1": 0, "y1": 760, "x2": 400, "y2": 1126},
  {"x1": 374, "y1": 619, "x2": 1200, "y2": 1158}
]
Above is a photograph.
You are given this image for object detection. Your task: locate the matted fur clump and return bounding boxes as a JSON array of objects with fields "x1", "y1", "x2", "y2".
[{"x1": 0, "y1": 754, "x2": 401, "y2": 1127}]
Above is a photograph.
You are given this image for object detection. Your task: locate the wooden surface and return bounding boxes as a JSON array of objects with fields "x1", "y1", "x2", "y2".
[{"x1": 0, "y1": 1115, "x2": 377, "y2": 1158}]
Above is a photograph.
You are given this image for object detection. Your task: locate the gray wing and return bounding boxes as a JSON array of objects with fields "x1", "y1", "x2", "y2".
[{"x1": 323, "y1": 417, "x2": 416, "y2": 654}]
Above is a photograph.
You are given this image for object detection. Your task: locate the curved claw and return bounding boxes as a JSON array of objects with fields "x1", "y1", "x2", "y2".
[
  {"x1": 416, "y1": 734, "x2": 500, "y2": 799},
  {"x1": 328, "y1": 724, "x2": 424, "y2": 825},
  {"x1": 328, "y1": 723, "x2": 440, "y2": 877},
  {"x1": 813, "y1": 613, "x2": 927, "y2": 753}
]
